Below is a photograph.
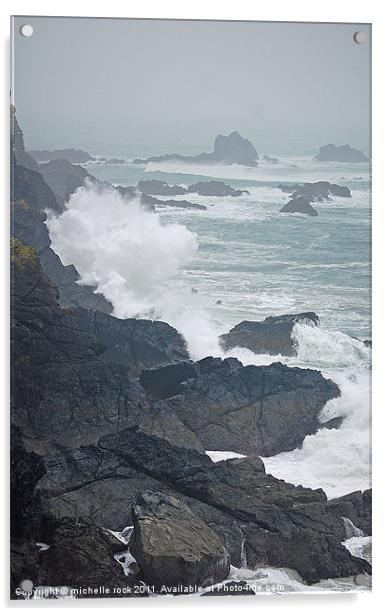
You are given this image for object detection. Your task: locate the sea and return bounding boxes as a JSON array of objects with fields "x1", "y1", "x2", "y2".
[{"x1": 46, "y1": 149, "x2": 372, "y2": 594}]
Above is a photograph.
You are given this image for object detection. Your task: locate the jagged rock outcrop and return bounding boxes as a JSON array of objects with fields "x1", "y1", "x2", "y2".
[
  {"x1": 280, "y1": 197, "x2": 318, "y2": 216},
  {"x1": 137, "y1": 180, "x2": 187, "y2": 196},
  {"x1": 220, "y1": 312, "x2": 319, "y2": 356},
  {"x1": 134, "y1": 131, "x2": 259, "y2": 167},
  {"x1": 150, "y1": 197, "x2": 207, "y2": 210},
  {"x1": 278, "y1": 181, "x2": 351, "y2": 201},
  {"x1": 130, "y1": 491, "x2": 230, "y2": 591},
  {"x1": 187, "y1": 180, "x2": 249, "y2": 197},
  {"x1": 35, "y1": 428, "x2": 370, "y2": 585},
  {"x1": 140, "y1": 355, "x2": 339, "y2": 456},
  {"x1": 137, "y1": 179, "x2": 249, "y2": 198},
  {"x1": 38, "y1": 159, "x2": 96, "y2": 209},
  {"x1": 327, "y1": 490, "x2": 372, "y2": 536},
  {"x1": 315, "y1": 144, "x2": 369, "y2": 163},
  {"x1": 28, "y1": 148, "x2": 95, "y2": 163},
  {"x1": 11, "y1": 240, "x2": 194, "y2": 454},
  {"x1": 10, "y1": 106, "x2": 40, "y2": 171}
]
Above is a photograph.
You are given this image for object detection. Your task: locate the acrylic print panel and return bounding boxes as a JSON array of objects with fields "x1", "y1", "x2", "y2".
[{"x1": 10, "y1": 16, "x2": 371, "y2": 599}]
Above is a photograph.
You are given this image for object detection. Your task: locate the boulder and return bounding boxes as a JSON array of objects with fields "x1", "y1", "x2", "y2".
[
  {"x1": 220, "y1": 312, "x2": 319, "y2": 356},
  {"x1": 38, "y1": 518, "x2": 139, "y2": 597},
  {"x1": 315, "y1": 144, "x2": 369, "y2": 163},
  {"x1": 130, "y1": 491, "x2": 230, "y2": 591},
  {"x1": 280, "y1": 197, "x2": 318, "y2": 216}
]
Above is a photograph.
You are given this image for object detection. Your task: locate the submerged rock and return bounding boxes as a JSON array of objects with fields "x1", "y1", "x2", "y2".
[
  {"x1": 315, "y1": 144, "x2": 369, "y2": 163},
  {"x1": 280, "y1": 196, "x2": 318, "y2": 216},
  {"x1": 130, "y1": 491, "x2": 230, "y2": 591},
  {"x1": 134, "y1": 131, "x2": 259, "y2": 167},
  {"x1": 220, "y1": 312, "x2": 319, "y2": 356}
]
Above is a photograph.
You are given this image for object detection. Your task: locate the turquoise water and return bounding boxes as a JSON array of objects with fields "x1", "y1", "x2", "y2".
[{"x1": 87, "y1": 157, "x2": 371, "y2": 340}]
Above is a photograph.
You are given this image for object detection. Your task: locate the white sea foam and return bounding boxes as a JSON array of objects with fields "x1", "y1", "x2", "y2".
[{"x1": 46, "y1": 182, "x2": 223, "y2": 359}]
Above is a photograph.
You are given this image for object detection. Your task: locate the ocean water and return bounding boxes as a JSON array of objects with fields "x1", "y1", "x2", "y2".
[{"x1": 46, "y1": 153, "x2": 371, "y2": 593}]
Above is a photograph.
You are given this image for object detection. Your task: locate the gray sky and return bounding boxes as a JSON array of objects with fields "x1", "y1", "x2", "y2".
[{"x1": 12, "y1": 17, "x2": 371, "y2": 156}]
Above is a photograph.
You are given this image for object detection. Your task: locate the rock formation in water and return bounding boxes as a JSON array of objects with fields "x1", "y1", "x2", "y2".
[
  {"x1": 28, "y1": 148, "x2": 95, "y2": 163},
  {"x1": 315, "y1": 144, "x2": 369, "y2": 163},
  {"x1": 187, "y1": 180, "x2": 249, "y2": 197},
  {"x1": 280, "y1": 196, "x2": 318, "y2": 216},
  {"x1": 133, "y1": 131, "x2": 259, "y2": 167},
  {"x1": 140, "y1": 357, "x2": 340, "y2": 456},
  {"x1": 278, "y1": 181, "x2": 351, "y2": 201},
  {"x1": 220, "y1": 312, "x2": 319, "y2": 356}
]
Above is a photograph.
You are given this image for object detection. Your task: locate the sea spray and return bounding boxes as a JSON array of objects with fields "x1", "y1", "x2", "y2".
[
  {"x1": 45, "y1": 183, "x2": 222, "y2": 356},
  {"x1": 214, "y1": 323, "x2": 371, "y2": 499}
]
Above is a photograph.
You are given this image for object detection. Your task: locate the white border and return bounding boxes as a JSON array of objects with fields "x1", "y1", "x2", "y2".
[{"x1": 1, "y1": 1, "x2": 386, "y2": 613}]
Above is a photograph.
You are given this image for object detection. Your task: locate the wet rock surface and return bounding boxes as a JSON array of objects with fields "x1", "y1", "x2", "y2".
[
  {"x1": 130, "y1": 491, "x2": 231, "y2": 591},
  {"x1": 220, "y1": 312, "x2": 319, "y2": 356}
]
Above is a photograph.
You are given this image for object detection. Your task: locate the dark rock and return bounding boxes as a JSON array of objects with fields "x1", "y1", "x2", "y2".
[
  {"x1": 278, "y1": 181, "x2": 351, "y2": 201},
  {"x1": 327, "y1": 490, "x2": 372, "y2": 536},
  {"x1": 363, "y1": 339, "x2": 372, "y2": 348},
  {"x1": 140, "y1": 357, "x2": 239, "y2": 400},
  {"x1": 315, "y1": 144, "x2": 369, "y2": 163},
  {"x1": 137, "y1": 179, "x2": 187, "y2": 196},
  {"x1": 11, "y1": 162, "x2": 62, "y2": 215},
  {"x1": 36, "y1": 429, "x2": 370, "y2": 585},
  {"x1": 28, "y1": 148, "x2": 95, "y2": 163},
  {"x1": 12, "y1": 196, "x2": 113, "y2": 313},
  {"x1": 245, "y1": 527, "x2": 371, "y2": 585},
  {"x1": 201, "y1": 580, "x2": 255, "y2": 595},
  {"x1": 134, "y1": 131, "x2": 258, "y2": 167},
  {"x1": 11, "y1": 112, "x2": 113, "y2": 312},
  {"x1": 280, "y1": 197, "x2": 318, "y2": 216},
  {"x1": 263, "y1": 154, "x2": 279, "y2": 164},
  {"x1": 130, "y1": 491, "x2": 230, "y2": 591},
  {"x1": 10, "y1": 106, "x2": 39, "y2": 171},
  {"x1": 38, "y1": 159, "x2": 96, "y2": 208},
  {"x1": 151, "y1": 197, "x2": 207, "y2": 210},
  {"x1": 11, "y1": 240, "x2": 196, "y2": 454},
  {"x1": 142, "y1": 357, "x2": 339, "y2": 456},
  {"x1": 187, "y1": 180, "x2": 249, "y2": 197},
  {"x1": 38, "y1": 518, "x2": 139, "y2": 597},
  {"x1": 220, "y1": 312, "x2": 319, "y2": 356}
]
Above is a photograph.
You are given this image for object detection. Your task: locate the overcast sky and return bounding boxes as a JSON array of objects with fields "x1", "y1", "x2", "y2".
[{"x1": 12, "y1": 17, "x2": 371, "y2": 156}]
